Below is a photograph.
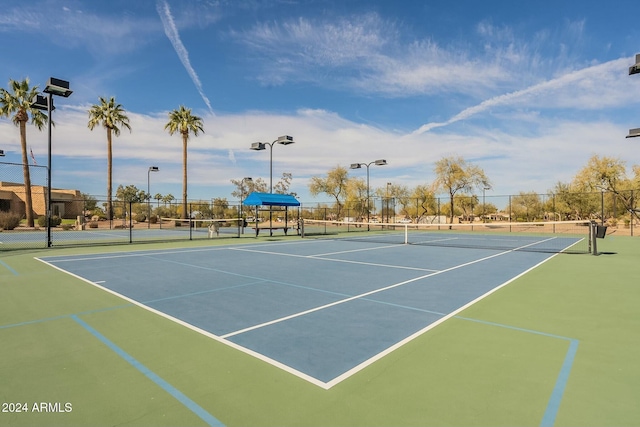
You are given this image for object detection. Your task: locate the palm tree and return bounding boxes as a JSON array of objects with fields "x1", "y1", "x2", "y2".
[
  {"x1": 164, "y1": 106, "x2": 204, "y2": 219},
  {"x1": 87, "y1": 97, "x2": 131, "y2": 220},
  {"x1": 162, "y1": 193, "x2": 175, "y2": 208},
  {"x1": 0, "y1": 78, "x2": 48, "y2": 227}
]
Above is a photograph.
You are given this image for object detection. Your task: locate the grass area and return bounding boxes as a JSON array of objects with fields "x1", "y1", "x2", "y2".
[{"x1": 0, "y1": 235, "x2": 638, "y2": 426}]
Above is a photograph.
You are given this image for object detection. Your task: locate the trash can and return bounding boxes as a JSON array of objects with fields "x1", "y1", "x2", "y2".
[{"x1": 596, "y1": 225, "x2": 607, "y2": 239}]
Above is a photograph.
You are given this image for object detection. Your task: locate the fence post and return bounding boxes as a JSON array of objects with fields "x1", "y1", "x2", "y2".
[{"x1": 601, "y1": 191, "x2": 604, "y2": 226}]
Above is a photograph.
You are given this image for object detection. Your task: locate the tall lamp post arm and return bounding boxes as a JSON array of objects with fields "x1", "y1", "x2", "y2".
[
  {"x1": 249, "y1": 136, "x2": 295, "y2": 236},
  {"x1": 350, "y1": 159, "x2": 387, "y2": 228},
  {"x1": 31, "y1": 77, "x2": 72, "y2": 247}
]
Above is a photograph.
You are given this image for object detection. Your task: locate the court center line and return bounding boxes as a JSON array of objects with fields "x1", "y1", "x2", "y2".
[
  {"x1": 71, "y1": 315, "x2": 224, "y2": 427},
  {"x1": 229, "y1": 247, "x2": 439, "y2": 272},
  {"x1": 308, "y1": 245, "x2": 406, "y2": 257},
  {"x1": 140, "y1": 255, "x2": 358, "y2": 300},
  {"x1": 221, "y1": 247, "x2": 515, "y2": 339}
]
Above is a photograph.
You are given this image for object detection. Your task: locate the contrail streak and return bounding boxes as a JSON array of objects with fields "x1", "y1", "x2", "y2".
[
  {"x1": 156, "y1": 0, "x2": 214, "y2": 115},
  {"x1": 411, "y1": 57, "x2": 628, "y2": 136}
]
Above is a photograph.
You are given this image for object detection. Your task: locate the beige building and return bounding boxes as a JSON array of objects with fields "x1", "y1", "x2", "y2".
[{"x1": 0, "y1": 181, "x2": 84, "y2": 219}]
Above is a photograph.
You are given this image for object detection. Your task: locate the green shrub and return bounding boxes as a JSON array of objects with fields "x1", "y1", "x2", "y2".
[
  {"x1": 134, "y1": 213, "x2": 146, "y2": 222},
  {"x1": 0, "y1": 212, "x2": 22, "y2": 230},
  {"x1": 37, "y1": 215, "x2": 62, "y2": 227},
  {"x1": 149, "y1": 215, "x2": 158, "y2": 224},
  {"x1": 90, "y1": 209, "x2": 106, "y2": 220}
]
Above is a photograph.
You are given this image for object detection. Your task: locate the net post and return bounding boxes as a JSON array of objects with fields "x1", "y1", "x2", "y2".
[
  {"x1": 300, "y1": 218, "x2": 305, "y2": 238},
  {"x1": 590, "y1": 220, "x2": 598, "y2": 255},
  {"x1": 404, "y1": 224, "x2": 409, "y2": 244},
  {"x1": 189, "y1": 205, "x2": 193, "y2": 240}
]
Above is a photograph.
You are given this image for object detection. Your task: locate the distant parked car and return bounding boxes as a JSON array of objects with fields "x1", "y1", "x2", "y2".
[{"x1": 396, "y1": 218, "x2": 412, "y2": 223}]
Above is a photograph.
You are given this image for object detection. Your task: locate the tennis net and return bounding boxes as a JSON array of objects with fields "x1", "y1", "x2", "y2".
[
  {"x1": 159, "y1": 218, "x2": 244, "y2": 238},
  {"x1": 301, "y1": 219, "x2": 595, "y2": 253}
]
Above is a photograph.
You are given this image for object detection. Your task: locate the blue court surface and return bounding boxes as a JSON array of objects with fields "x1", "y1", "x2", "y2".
[{"x1": 38, "y1": 238, "x2": 565, "y2": 389}]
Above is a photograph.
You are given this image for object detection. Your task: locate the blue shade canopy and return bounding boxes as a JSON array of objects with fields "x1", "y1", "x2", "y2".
[{"x1": 243, "y1": 192, "x2": 300, "y2": 207}]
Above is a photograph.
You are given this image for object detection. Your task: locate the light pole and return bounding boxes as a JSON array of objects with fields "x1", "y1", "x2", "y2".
[
  {"x1": 384, "y1": 182, "x2": 396, "y2": 223},
  {"x1": 147, "y1": 166, "x2": 159, "y2": 228},
  {"x1": 482, "y1": 186, "x2": 490, "y2": 222},
  {"x1": 31, "y1": 78, "x2": 72, "y2": 247},
  {"x1": 628, "y1": 54, "x2": 640, "y2": 138},
  {"x1": 240, "y1": 177, "x2": 252, "y2": 233},
  {"x1": 350, "y1": 159, "x2": 387, "y2": 227},
  {"x1": 250, "y1": 135, "x2": 295, "y2": 235},
  {"x1": 250, "y1": 135, "x2": 294, "y2": 192}
]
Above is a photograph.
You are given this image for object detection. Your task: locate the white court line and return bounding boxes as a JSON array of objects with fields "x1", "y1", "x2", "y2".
[
  {"x1": 34, "y1": 256, "x2": 330, "y2": 389},
  {"x1": 39, "y1": 237, "x2": 320, "y2": 263},
  {"x1": 36, "y1": 235, "x2": 568, "y2": 389},
  {"x1": 229, "y1": 246, "x2": 438, "y2": 272},
  {"x1": 325, "y1": 249, "x2": 563, "y2": 388},
  {"x1": 220, "y1": 247, "x2": 516, "y2": 340}
]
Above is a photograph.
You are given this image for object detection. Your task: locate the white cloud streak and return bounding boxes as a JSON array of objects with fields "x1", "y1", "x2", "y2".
[
  {"x1": 411, "y1": 57, "x2": 633, "y2": 135},
  {"x1": 156, "y1": 0, "x2": 214, "y2": 115}
]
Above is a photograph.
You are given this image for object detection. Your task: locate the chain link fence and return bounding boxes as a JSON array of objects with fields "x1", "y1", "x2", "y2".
[
  {"x1": 2, "y1": 159, "x2": 638, "y2": 250},
  {"x1": 0, "y1": 162, "x2": 249, "y2": 250},
  {"x1": 298, "y1": 191, "x2": 640, "y2": 233}
]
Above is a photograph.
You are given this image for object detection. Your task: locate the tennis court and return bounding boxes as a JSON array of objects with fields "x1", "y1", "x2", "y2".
[
  {"x1": 2, "y1": 231, "x2": 639, "y2": 426},
  {"x1": 39, "y1": 232, "x2": 580, "y2": 389}
]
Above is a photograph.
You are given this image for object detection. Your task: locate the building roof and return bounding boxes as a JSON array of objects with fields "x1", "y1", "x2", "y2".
[{"x1": 243, "y1": 192, "x2": 300, "y2": 207}]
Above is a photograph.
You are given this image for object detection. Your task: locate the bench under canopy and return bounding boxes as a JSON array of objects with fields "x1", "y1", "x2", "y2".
[{"x1": 242, "y1": 192, "x2": 301, "y2": 236}]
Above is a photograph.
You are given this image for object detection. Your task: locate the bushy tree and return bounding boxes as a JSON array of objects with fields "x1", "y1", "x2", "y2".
[
  {"x1": 309, "y1": 165, "x2": 349, "y2": 219},
  {"x1": 432, "y1": 156, "x2": 491, "y2": 224},
  {"x1": 570, "y1": 155, "x2": 640, "y2": 222}
]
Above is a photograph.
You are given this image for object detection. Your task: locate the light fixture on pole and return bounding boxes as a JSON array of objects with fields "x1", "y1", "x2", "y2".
[
  {"x1": 147, "y1": 166, "x2": 159, "y2": 228},
  {"x1": 31, "y1": 78, "x2": 72, "y2": 247},
  {"x1": 250, "y1": 135, "x2": 295, "y2": 235},
  {"x1": 250, "y1": 135, "x2": 295, "y2": 192},
  {"x1": 350, "y1": 159, "x2": 387, "y2": 227}
]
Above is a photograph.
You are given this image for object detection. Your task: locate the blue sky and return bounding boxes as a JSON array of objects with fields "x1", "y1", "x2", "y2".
[{"x1": 1, "y1": 0, "x2": 640, "y2": 205}]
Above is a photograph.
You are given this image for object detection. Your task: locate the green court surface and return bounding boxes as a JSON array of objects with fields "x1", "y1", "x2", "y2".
[{"x1": 1, "y1": 235, "x2": 639, "y2": 426}]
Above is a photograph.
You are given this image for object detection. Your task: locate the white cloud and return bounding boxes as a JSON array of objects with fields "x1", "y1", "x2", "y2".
[
  {"x1": 0, "y1": 2, "x2": 158, "y2": 55},
  {"x1": 232, "y1": 13, "x2": 604, "y2": 103}
]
